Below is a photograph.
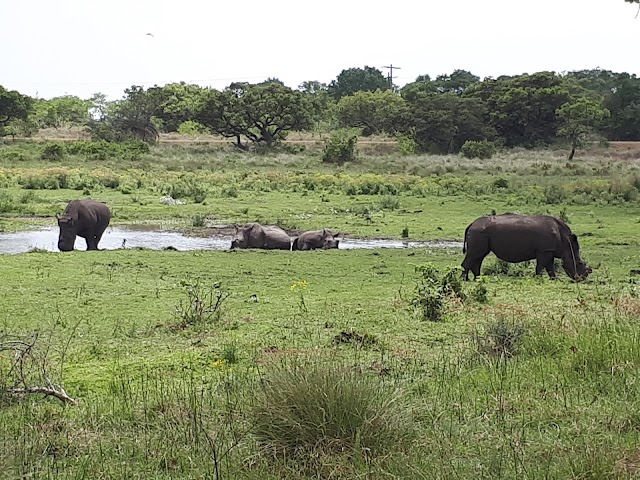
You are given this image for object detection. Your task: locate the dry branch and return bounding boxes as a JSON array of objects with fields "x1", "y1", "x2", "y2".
[{"x1": 8, "y1": 385, "x2": 77, "y2": 405}]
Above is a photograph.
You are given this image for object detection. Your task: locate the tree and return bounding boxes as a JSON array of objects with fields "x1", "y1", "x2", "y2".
[
  {"x1": 400, "y1": 75, "x2": 438, "y2": 103},
  {"x1": 557, "y1": 96, "x2": 610, "y2": 159},
  {"x1": 88, "y1": 92, "x2": 110, "y2": 121},
  {"x1": 88, "y1": 86, "x2": 162, "y2": 142},
  {"x1": 148, "y1": 82, "x2": 209, "y2": 132},
  {"x1": 401, "y1": 70, "x2": 480, "y2": 102},
  {"x1": 198, "y1": 82, "x2": 312, "y2": 148},
  {"x1": 32, "y1": 95, "x2": 91, "y2": 129},
  {"x1": 406, "y1": 93, "x2": 495, "y2": 154},
  {"x1": 328, "y1": 66, "x2": 390, "y2": 100},
  {"x1": 600, "y1": 72, "x2": 640, "y2": 140},
  {"x1": 298, "y1": 81, "x2": 336, "y2": 131},
  {"x1": 433, "y1": 70, "x2": 480, "y2": 94},
  {"x1": 0, "y1": 86, "x2": 33, "y2": 137},
  {"x1": 336, "y1": 90, "x2": 408, "y2": 136},
  {"x1": 466, "y1": 72, "x2": 570, "y2": 147}
]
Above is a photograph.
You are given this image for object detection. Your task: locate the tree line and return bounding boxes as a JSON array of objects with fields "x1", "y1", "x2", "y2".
[{"x1": 2, "y1": 66, "x2": 640, "y2": 156}]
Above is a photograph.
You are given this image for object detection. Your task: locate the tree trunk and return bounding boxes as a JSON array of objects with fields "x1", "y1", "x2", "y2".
[{"x1": 568, "y1": 138, "x2": 576, "y2": 160}]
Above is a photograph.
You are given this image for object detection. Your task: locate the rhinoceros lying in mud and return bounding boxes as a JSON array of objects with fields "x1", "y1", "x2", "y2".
[
  {"x1": 461, "y1": 214, "x2": 592, "y2": 281},
  {"x1": 230, "y1": 224, "x2": 292, "y2": 250},
  {"x1": 57, "y1": 199, "x2": 111, "y2": 252},
  {"x1": 292, "y1": 229, "x2": 340, "y2": 250}
]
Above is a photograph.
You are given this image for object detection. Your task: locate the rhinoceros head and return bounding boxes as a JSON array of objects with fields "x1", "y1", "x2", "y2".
[
  {"x1": 320, "y1": 229, "x2": 340, "y2": 249},
  {"x1": 230, "y1": 225, "x2": 249, "y2": 249},
  {"x1": 562, "y1": 233, "x2": 592, "y2": 281},
  {"x1": 57, "y1": 213, "x2": 77, "y2": 252}
]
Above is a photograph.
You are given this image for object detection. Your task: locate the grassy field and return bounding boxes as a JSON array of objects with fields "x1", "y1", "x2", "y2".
[{"x1": 1, "y1": 139, "x2": 640, "y2": 479}]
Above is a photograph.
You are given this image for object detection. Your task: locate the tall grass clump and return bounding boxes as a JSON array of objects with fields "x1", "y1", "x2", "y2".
[
  {"x1": 473, "y1": 319, "x2": 527, "y2": 358},
  {"x1": 252, "y1": 356, "x2": 412, "y2": 466}
]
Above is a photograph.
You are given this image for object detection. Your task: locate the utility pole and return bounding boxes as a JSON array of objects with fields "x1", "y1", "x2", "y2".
[{"x1": 383, "y1": 64, "x2": 401, "y2": 89}]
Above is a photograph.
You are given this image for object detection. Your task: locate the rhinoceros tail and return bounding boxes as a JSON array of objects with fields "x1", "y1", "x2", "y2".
[{"x1": 462, "y1": 224, "x2": 471, "y2": 253}]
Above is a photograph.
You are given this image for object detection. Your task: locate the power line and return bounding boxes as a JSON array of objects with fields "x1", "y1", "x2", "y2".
[{"x1": 382, "y1": 64, "x2": 401, "y2": 88}]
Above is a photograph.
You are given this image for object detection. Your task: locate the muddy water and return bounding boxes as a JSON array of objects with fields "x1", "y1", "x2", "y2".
[{"x1": 0, "y1": 226, "x2": 462, "y2": 254}]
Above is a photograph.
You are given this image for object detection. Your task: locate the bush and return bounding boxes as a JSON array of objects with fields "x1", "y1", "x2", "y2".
[
  {"x1": 41, "y1": 143, "x2": 65, "y2": 161},
  {"x1": 322, "y1": 129, "x2": 358, "y2": 164},
  {"x1": 177, "y1": 121, "x2": 209, "y2": 136},
  {"x1": 460, "y1": 140, "x2": 496, "y2": 159},
  {"x1": 172, "y1": 280, "x2": 229, "y2": 328},
  {"x1": 252, "y1": 356, "x2": 412, "y2": 462},
  {"x1": 396, "y1": 133, "x2": 418, "y2": 155},
  {"x1": 410, "y1": 264, "x2": 465, "y2": 322},
  {"x1": 66, "y1": 140, "x2": 149, "y2": 161}
]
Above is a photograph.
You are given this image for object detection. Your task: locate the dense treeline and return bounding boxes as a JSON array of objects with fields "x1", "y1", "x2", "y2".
[{"x1": 2, "y1": 67, "x2": 640, "y2": 155}]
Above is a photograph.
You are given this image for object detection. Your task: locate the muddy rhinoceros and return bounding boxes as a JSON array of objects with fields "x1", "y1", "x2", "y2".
[
  {"x1": 292, "y1": 229, "x2": 340, "y2": 250},
  {"x1": 57, "y1": 199, "x2": 111, "y2": 251},
  {"x1": 461, "y1": 214, "x2": 592, "y2": 281},
  {"x1": 230, "y1": 224, "x2": 292, "y2": 250}
]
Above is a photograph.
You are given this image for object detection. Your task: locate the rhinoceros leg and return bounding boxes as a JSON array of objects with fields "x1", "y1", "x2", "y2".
[
  {"x1": 535, "y1": 252, "x2": 555, "y2": 277},
  {"x1": 462, "y1": 255, "x2": 485, "y2": 280},
  {"x1": 462, "y1": 233, "x2": 489, "y2": 280},
  {"x1": 86, "y1": 236, "x2": 98, "y2": 251}
]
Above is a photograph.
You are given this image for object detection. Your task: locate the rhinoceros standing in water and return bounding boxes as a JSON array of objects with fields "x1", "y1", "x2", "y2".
[
  {"x1": 57, "y1": 199, "x2": 111, "y2": 251},
  {"x1": 292, "y1": 229, "x2": 340, "y2": 250},
  {"x1": 461, "y1": 214, "x2": 592, "y2": 281},
  {"x1": 230, "y1": 224, "x2": 292, "y2": 250}
]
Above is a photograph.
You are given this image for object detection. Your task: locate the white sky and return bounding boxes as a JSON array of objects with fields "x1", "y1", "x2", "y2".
[{"x1": 1, "y1": 0, "x2": 639, "y2": 100}]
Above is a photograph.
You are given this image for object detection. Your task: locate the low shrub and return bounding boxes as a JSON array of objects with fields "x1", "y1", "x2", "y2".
[
  {"x1": 460, "y1": 140, "x2": 496, "y2": 159},
  {"x1": 411, "y1": 264, "x2": 465, "y2": 322},
  {"x1": 41, "y1": 143, "x2": 65, "y2": 161},
  {"x1": 322, "y1": 129, "x2": 358, "y2": 164}
]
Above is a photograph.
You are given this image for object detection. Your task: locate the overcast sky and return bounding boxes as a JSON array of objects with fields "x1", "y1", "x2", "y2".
[{"x1": 2, "y1": 0, "x2": 639, "y2": 100}]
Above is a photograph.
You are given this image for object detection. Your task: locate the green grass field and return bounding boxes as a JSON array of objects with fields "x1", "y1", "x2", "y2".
[{"x1": 1, "y1": 140, "x2": 639, "y2": 478}]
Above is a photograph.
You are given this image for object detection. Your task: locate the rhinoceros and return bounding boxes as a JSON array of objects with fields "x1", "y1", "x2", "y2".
[
  {"x1": 57, "y1": 199, "x2": 111, "y2": 251},
  {"x1": 292, "y1": 229, "x2": 340, "y2": 250},
  {"x1": 230, "y1": 224, "x2": 292, "y2": 250},
  {"x1": 461, "y1": 214, "x2": 592, "y2": 281}
]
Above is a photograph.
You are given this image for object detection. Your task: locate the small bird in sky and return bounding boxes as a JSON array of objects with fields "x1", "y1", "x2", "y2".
[{"x1": 146, "y1": 33, "x2": 154, "y2": 37}]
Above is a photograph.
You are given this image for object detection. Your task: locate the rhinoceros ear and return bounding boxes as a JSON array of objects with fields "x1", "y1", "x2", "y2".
[
  {"x1": 56, "y1": 213, "x2": 61, "y2": 220},
  {"x1": 333, "y1": 232, "x2": 341, "y2": 238}
]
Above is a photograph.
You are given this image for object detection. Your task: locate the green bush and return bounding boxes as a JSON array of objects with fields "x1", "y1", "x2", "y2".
[
  {"x1": 460, "y1": 140, "x2": 496, "y2": 159},
  {"x1": 41, "y1": 143, "x2": 65, "y2": 161},
  {"x1": 177, "y1": 120, "x2": 209, "y2": 136},
  {"x1": 322, "y1": 129, "x2": 358, "y2": 164},
  {"x1": 66, "y1": 140, "x2": 149, "y2": 161},
  {"x1": 252, "y1": 356, "x2": 412, "y2": 462},
  {"x1": 396, "y1": 133, "x2": 418, "y2": 155},
  {"x1": 410, "y1": 264, "x2": 465, "y2": 322}
]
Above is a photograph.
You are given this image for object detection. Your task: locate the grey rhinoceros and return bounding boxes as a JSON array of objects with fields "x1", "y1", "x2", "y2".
[
  {"x1": 230, "y1": 224, "x2": 292, "y2": 250},
  {"x1": 292, "y1": 229, "x2": 340, "y2": 250},
  {"x1": 461, "y1": 214, "x2": 592, "y2": 281},
  {"x1": 57, "y1": 199, "x2": 111, "y2": 251}
]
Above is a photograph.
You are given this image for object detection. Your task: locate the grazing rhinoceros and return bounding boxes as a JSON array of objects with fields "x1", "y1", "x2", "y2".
[
  {"x1": 57, "y1": 199, "x2": 111, "y2": 251},
  {"x1": 461, "y1": 214, "x2": 592, "y2": 281},
  {"x1": 230, "y1": 224, "x2": 292, "y2": 250},
  {"x1": 292, "y1": 229, "x2": 340, "y2": 250}
]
